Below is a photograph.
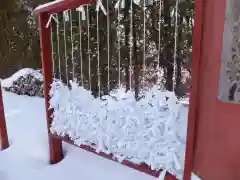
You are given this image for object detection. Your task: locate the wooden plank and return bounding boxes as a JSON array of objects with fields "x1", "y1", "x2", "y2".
[
  {"x1": 183, "y1": 0, "x2": 205, "y2": 179},
  {"x1": 0, "y1": 86, "x2": 9, "y2": 150},
  {"x1": 39, "y1": 12, "x2": 64, "y2": 164},
  {"x1": 34, "y1": 0, "x2": 93, "y2": 15}
]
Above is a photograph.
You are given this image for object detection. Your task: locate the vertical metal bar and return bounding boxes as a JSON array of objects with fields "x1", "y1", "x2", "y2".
[
  {"x1": 97, "y1": 10, "x2": 101, "y2": 97},
  {"x1": 0, "y1": 85, "x2": 9, "y2": 150},
  {"x1": 39, "y1": 12, "x2": 63, "y2": 164},
  {"x1": 87, "y1": 5, "x2": 91, "y2": 90},
  {"x1": 183, "y1": 0, "x2": 205, "y2": 179},
  {"x1": 79, "y1": 11, "x2": 83, "y2": 86},
  {"x1": 107, "y1": 0, "x2": 110, "y2": 91},
  {"x1": 117, "y1": 5, "x2": 121, "y2": 87},
  {"x1": 173, "y1": 0, "x2": 179, "y2": 92}
]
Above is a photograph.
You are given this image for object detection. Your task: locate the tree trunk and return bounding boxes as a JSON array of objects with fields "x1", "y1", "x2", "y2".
[
  {"x1": 124, "y1": 0, "x2": 131, "y2": 91},
  {"x1": 163, "y1": 0, "x2": 173, "y2": 91},
  {"x1": 132, "y1": 3, "x2": 140, "y2": 100}
]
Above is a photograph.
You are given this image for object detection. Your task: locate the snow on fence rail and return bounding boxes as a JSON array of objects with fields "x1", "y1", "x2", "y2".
[
  {"x1": 36, "y1": 0, "x2": 192, "y2": 179},
  {"x1": 50, "y1": 81, "x2": 188, "y2": 179}
]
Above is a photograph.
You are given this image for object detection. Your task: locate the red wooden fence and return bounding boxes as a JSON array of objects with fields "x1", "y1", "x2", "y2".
[{"x1": 35, "y1": 0, "x2": 203, "y2": 179}]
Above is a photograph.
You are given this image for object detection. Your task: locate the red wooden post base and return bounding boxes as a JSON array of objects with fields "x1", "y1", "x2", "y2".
[
  {"x1": 0, "y1": 86, "x2": 9, "y2": 150},
  {"x1": 48, "y1": 135, "x2": 64, "y2": 164}
]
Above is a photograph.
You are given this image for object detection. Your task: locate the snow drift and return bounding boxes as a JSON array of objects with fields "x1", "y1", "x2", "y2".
[{"x1": 1, "y1": 68, "x2": 44, "y2": 97}]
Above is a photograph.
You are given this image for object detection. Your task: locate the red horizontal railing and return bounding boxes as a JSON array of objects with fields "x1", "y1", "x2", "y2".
[{"x1": 34, "y1": 0, "x2": 92, "y2": 15}]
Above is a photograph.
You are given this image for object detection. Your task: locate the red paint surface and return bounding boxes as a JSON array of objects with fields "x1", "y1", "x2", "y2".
[
  {"x1": 34, "y1": 0, "x2": 92, "y2": 15},
  {"x1": 183, "y1": 0, "x2": 204, "y2": 179},
  {"x1": 0, "y1": 86, "x2": 9, "y2": 150},
  {"x1": 39, "y1": 12, "x2": 64, "y2": 164},
  {"x1": 191, "y1": 0, "x2": 240, "y2": 179}
]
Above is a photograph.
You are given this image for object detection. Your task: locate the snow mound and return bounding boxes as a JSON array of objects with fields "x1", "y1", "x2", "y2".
[
  {"x1": 1, "y1": 68, "x2": 44, "y2": 97},
  {"x1": 50, "y1": 81, "x2": 188, "y2": 179},
  {"x1": 2, "y1": 68, "x2": 43, "y2": 88}
]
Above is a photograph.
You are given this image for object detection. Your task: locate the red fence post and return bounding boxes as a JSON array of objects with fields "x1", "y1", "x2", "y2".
[
  {"x1": 183, "y1": 0, "x2": 205, "y2": 179},
  {"x1": 0, "y1": 85, "x2": 9, "y2": 150},
  {"x1": 39, "y1": 12, "x2": 63, "y2": 164}
]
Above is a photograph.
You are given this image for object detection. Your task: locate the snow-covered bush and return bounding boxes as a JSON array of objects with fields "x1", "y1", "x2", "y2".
[
  {"x1": 50, "y1": 81, "x2": 187, "y2": 179},
  {"x1": 1, "y1": 68, "x2": 44, "y2": 97}
]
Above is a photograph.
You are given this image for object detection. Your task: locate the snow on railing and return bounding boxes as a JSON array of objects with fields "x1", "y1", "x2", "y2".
[
  {"x1": 34, "y1": 0, "x2": 64, "y2": 11},
  {"x1": 50, "y1": 81, "x2": 188, "y2": 179}
]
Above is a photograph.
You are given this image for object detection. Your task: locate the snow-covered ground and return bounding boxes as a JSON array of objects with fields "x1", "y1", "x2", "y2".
[{"x1": 0, "y1": 90, "x2": 200, "y2": 180}]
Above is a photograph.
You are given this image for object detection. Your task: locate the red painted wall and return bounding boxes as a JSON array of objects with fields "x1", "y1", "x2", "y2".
[{"x1": 192, "y1": 0, "x2": 240, "y2": 179}]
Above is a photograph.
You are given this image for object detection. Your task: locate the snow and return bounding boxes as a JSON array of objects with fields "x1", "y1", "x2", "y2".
[
  {"x1": 0, "y1": 90, "x2": 200, "y2": 180},
  {"x1": 34, "y1": 0, "x2": 64, "y2": 11},
  {"x1": 0, "y1": 90, "x2": 201, "y2": 180},
  {"x1": 0, "y1": 69, "x2": 201, "y2": 180},
  {"x1": 1, "y1": 68, "x2": 43, "y2": 88},
  {"x1": 0, "y1": 90, "x2": 152, "y2": 180},
  {"x1": 191, "y1": 174, "x2": 201, "y2": 180},
  {"x1": 49, "y1": 81, "x2": 189, "y2": 179}
]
